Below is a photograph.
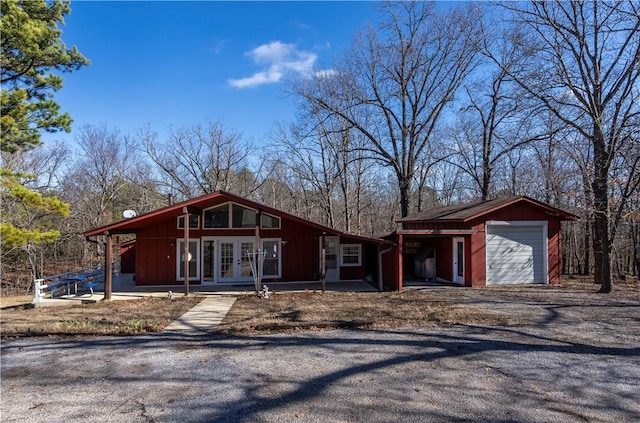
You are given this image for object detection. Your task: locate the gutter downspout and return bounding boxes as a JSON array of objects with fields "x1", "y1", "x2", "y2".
[{"x1": 378, "y1": 244, "x2": 395, "y2": 292}]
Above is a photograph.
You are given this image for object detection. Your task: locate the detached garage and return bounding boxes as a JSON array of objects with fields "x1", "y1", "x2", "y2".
[{"x1": 381, "y1": 196, "x2": 576, "y2": 290}]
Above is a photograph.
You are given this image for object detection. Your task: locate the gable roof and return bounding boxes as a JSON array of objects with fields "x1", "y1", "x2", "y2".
[
  {"x1": 397, "y1": 196, "x2": 577, "y2": 223},
  {"x1": 83, "y1": 190, "x2": 388, "y2": 244}
]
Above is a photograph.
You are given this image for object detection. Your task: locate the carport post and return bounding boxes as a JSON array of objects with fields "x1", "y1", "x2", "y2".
[
  {"x1": 104, "y1": 232, "x2": 112, "y2": 300},
  {"x1": 183, "y1": 207, "x2": 190, "y2": 296},
  {"x1": 320, "y1": 232, "x2": 326, "y2": 292}
]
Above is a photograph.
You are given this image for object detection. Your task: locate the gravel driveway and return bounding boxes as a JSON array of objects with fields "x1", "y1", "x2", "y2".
[{"x1": 2, "y1": 287, "x2": 639, "y2": 422}]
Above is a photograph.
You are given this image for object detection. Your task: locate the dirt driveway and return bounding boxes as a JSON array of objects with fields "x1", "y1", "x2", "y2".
[{"x1": 2, "y1": 286, "x2": 639, "y2": 422}]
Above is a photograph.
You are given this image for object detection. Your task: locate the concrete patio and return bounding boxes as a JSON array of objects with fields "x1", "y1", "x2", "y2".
[{"x1": 32, "y1": 273, "x2": 379, "y2": 307}]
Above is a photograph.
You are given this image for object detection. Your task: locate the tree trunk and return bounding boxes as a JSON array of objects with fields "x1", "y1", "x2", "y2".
[
  {"x1": 399, "y1": 177, "x2": 411, "y2": 218},
  {"x1": 593, "y1": 137, "x2": 612, "y2": 293}
]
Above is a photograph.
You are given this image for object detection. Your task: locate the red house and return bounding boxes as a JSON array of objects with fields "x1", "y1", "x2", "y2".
[
  {"x1": 380, "y1": 196, "x2": 576, "y2": 290},
  {"x1": 84, "y1": 191, "x2": 386, "y2": 289}
]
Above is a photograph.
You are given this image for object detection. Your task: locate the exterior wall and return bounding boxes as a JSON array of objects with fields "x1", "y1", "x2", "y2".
[
  {"x1": 136, "y1": 220, "x2": 184, "y2": 285},
  {"x1": 470, "y1": 222, "x2": 486, "y2": 287},
  {"x1": 132, "y1": 202, "x2": 370, "y2": 285},
  {"x1": 119, "y1": 241, "x2": 136, "y2": 274},
  {"x1": 401, "y1": 202, "x2": 567, "y2": 288},
  {"x1": 468, "y1": 205, "x2": 564, "y2": 287},
  {"x1": 381, "y1": 234, "x2": 402, "y2": 291},
  {"x1": 548, "y1": 219, "x2": 562, "y2": 285}
]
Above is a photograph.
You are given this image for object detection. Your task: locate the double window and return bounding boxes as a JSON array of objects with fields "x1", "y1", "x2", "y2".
[{"x1": 177, "y1": 214, "x2": 199, "y2": 229}]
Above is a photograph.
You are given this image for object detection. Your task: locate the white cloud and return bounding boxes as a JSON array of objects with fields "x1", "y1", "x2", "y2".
[
  {"x1": 314, "y1": 69, "x2": 338, "y2": 79},
  {"x1": 228, "y1": 41, "x2": 317, "y2": 89}
]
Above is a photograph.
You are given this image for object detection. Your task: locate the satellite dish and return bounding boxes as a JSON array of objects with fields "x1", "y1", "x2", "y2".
[{"x1": 123, "y1": 209, "x2": 137, "y2": 219}]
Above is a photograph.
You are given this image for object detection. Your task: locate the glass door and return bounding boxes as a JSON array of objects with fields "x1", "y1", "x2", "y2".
[
  {"x1": 218, "y1": 238, "x2": 255, "y2": 283},
  {"x1": 324, "y1": 236, "x2": 339, "y2": 282},
  {"x1": 452, "y1": 237, "x2": 465, "y2": 284},
  {"x1": 202, "y1": 239, "x2": 216, "y2": 284}
]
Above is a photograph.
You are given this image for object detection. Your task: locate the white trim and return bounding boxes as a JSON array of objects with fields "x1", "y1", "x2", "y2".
[
  {"x1": 202, "y1": 202, "x2": 258, "y2": 229},
  {"x1": 322, "y1": 236, "x2": 340, "y2": 282},
  {"x1": 486, "y1": 220, "x2": 548, "y2": 227},
  {"x1": 340, "y1": 244, "x2": 362, "y2": 267},
  {"x1": 177, "y1": 215, "x2": 200, "y2": 230},
  {"x1": 260, "y1": 238, "x2": 282, "y2": 278},
  {"x1": 201, "y1": 237, "x2": 217, "y2": 284},
  {"x1": 260, "y1": 212, "x2": 281, "y2": 229},
  {"x1": 452, "y1": 237, "x2": 465, "y2": 284},
  {"x1": 217, "y1": 237, "x2": 255, "y2": 283},
  {"x1": 176, "y1": 238, "x2": 200, "y2": 281}
]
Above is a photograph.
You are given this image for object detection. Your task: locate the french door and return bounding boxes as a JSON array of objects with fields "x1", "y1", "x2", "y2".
[{"x1": 203, "y1": 237, "x2": 255, "y2": 284}]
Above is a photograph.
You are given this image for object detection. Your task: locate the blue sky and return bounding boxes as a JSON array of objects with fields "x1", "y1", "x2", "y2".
[{"x1": 46, "y1": 1, "x2": 382, "y2": 147}]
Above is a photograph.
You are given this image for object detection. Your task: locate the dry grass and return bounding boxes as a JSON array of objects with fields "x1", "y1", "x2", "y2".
[
  {"x1": 217, "y1": 289, "x2": 514, "y2": 334},
  {"x1": 2, "y1": 276, "x2": 637, "y2": 338},
  {"x1": 1, "y1": 296, "x2": 203, "y2": 337},
  {"x1": 0, "y1": 295, "x2": 33, "y2": 309}
]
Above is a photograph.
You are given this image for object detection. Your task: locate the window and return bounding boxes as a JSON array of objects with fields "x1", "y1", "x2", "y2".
[
  {"x1": 261, "y1": 213, "x2": 281, "y2": 229},
  {"x1": 232, "y1": 204, "x2": 256, "y2": 228},
  {"x1": 261, "y1": 239, "x2": 281, "y2": 278},
  {"x1": 203, "y1": 203, "x2": 258, "y2": 229},
  {"x1": 340, "y1": 244, "x2": 361, "y2": 266},
  {"x1": 203, "y1": 204, "x2": 229, "y2": 228},
  {"x1": 177, "y1": 214, "x2": 199, "y2": 229},
  {"x1": 176, "y1": 239, "x2": 200, "y2": 280}
]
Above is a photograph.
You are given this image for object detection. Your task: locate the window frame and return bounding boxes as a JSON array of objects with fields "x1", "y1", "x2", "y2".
[
  {"x1": 177, "y1": 214, "x2": 200, "y2": 230},
  {"x1": 339, "y1": 244, "x2": 362, "y2": 267},
  {"x1": 260, "y1": 238, "x2": 282, "y2": 278},
  {"x1": 260, "y1": 213, "x2": 281, "y2": 229},
  {"x1": 202, "y1": 202, "x2": 259, "y2": 229}
]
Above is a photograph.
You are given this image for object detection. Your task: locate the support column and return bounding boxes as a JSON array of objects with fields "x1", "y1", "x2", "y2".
[
  {"x1": 255, "y1": 211, "x2": 261, "y2": 295},
  {"x1": 104, "y1": 232, "x2": 113, "y2": 300},
  {"x1": 183, "y1": 208, "x2": 190, "y2": 296},
  {"x1": 320, "y1": 232, "x2": 326, "y2": 292}
]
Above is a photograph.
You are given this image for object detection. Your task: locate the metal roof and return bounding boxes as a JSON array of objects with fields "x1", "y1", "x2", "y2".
[
  {"x1": 397, "y1": 196, "x2": 577, "y2": 223},
  {"x1": 83, "y1": 190, "x2": 389, "y2": 245}
]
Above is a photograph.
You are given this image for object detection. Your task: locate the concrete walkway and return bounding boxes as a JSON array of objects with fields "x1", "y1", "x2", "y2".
[{"x1": 163, "y1": 297, "x2": 237, "y2": 334}]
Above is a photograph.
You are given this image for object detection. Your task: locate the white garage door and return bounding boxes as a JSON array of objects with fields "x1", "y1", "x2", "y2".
[{"x1": 486, "y1": 223, "x2": 547, "y2": 285}]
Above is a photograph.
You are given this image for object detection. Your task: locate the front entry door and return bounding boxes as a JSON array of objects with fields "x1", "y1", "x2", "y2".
[
  {"x1": 218, "y1": 238, "x2": 254, "y2": 283},
  {"x1": 452, "y1": 237, "x2": 465, "y2": 284},
  {"x1": 202, "y1": 239, "x2": 216, "y2": 284},
  {"x1": 324, "y1": 236, "x2": 340, "y2": 282}
]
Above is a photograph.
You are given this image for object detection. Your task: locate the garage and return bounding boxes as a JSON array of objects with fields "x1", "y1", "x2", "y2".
[
  {"x1": 486, "y1": 222, "x2": 547, "y2": 285},
  {"x1": 389, "y1": 196, "x2": 575, "y2": 289}
]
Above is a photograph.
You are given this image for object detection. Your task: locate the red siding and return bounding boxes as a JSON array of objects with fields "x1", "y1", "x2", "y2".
[
  {"x1": 119, "y1": 241, "x2": 136, "y2": 274},
  {"x1": 399, "y1": 201, "x2": 569, "y2": 288},
  {"x1": 132, "y1": 205, "x2": 357, "y2": 285}
]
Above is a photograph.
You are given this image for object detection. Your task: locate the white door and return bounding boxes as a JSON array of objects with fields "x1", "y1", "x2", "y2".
[
  {"x1": 323, "y1": 236, "x2": 340, "y2": 282},
  {"x1": 452, "y1": 237, "x2": 465, "y2": 284},
  {"x1": 486, "y1": 223, "x2": 547, "y2": 285},
  {"x1": 218, "y1": 238, "x2": 255, "y2": 284}
]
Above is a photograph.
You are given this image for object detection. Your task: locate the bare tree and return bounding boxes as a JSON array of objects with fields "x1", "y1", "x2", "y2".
[
  {"x1": 293, "y1": 1, "x2": 482, "y2": 217},
  {"x1": 489, "y1": 1, "x2": 640, "y2": 292},
  {"x1": 141, "y1": 120, "x2": 253, "y2": 200},
  {"x1": 1, "y1": 141, "x2": 70, "y2": 285}
]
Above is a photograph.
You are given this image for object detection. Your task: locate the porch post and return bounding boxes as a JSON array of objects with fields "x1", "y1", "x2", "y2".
[
  {"x1": 320, "y1": 232, "x2": 326, "y2": 292},
  {"x1": 183, "y1": 207, "x2": 190, "y2": 296},
  {"x1": 255, "y1": 210, "x2": 261, "y2": 295},
  {"x1": 104, "y1": 231, "x2": 113, "y2": 300}
]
